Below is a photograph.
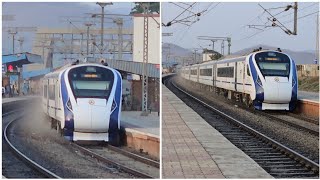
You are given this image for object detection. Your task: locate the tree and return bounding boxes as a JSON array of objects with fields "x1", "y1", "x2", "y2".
[{"x1": 130, "y1": 2, "x2": 160, "y2": 14}]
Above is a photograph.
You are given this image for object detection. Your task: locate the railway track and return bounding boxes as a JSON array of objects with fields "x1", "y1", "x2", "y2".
[
  {"x1": 254, "y1": 110, "x2": 319, "y2": 136},
  {"x1": 72, "y1": 143, "x2": 159, "y2": 178},
  {"x1": 164, "y1": 76, "x2": 319, "y2": 178},
  {"x1": 2, "y1": 110, "x2": 61, "y2": 179}
]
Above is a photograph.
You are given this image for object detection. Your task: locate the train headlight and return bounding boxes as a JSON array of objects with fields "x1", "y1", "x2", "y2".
[
  {"x1": 66, "y1": 98, "x2": 73, "y2": 111},
  {"x1": 256, "y1": 76, "x2": 263, "y2": 87}
]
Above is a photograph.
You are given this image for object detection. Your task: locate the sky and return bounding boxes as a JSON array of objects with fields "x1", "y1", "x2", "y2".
[
  {"x1": 2, "y1": 2, "x2": 135, "y2": 54},
  {"x1": 162, "y1": 2, "x2": 319, "y2": 53}
]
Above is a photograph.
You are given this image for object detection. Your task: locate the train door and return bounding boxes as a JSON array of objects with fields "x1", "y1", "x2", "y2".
[
  {"x1": 197, "y1": 66, "x2": 199, "y2": 83},
  {"x1": 213, "y1": 64, "x2": 216, "y2": 87},
  {"x1": 212, "y1": 64, "x2": 214, "y2": 86},
  {"x1": 54, "y1": 80, "x2": 58, "y2": 117},
  {"x1": 244, "y1": 64, "x2": 252, "y2": 93},
  {"x1": 234, "y1": 62, "x2": 237, "y2": 91},
  {"x1": 47, "y1": 79, "x2": 50, "y2": 114}
]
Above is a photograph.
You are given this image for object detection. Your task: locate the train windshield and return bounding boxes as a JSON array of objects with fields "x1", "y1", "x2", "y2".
[
  {"x1": 68, "y1": 66, "x2": 114, "y2": 99},
  {"x1": 255, "y1": 51, "x2": 290, "y2": 77}
]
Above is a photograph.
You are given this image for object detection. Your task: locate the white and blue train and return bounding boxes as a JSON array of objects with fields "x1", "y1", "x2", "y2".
[
  {"x1": 42, "y1": 63, "x2": 122, "y2": 145},
  {"x1": 180, "y1": 50, "x2": 298, "y2": 111}
]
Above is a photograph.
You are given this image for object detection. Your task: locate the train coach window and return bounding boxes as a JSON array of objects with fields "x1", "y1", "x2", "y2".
[
  {"x1": 68, "y1": 66, "x2": 114, "y2": 99},
  {"x1": 190, "y1": 70, "x2": 197, "y2": 75},
  {"x1": 217, "y1": 67, "x2": 234, "y2": 77},
  {"x1": 247, "y1": 65, "x2": 251, "y2": 76},
  {"x1": 48, "y1": 85, "x2": 55, "y2": 100},
  {"x1": 44, "y1": 85, "x2": 47, "y2": 98},
  {"x1": 200, "y1": 68, "x2": 213, "y2": 76}
]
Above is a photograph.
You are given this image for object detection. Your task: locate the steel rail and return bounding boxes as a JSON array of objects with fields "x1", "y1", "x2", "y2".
[
  {"x1": 170, "y1": 79, "x2": 319, "y2": 173},
  {"x1": 3, "y1": 115, "x2": 61, "y2": 179},
  {"x1": 255, "y1": 110, "x2": 319, "y2": 136},
  {"x1": 107, "y1": 145, "x2": 159, "y2": 168},
  {"x1": 71, "y1": 143, "x2": 153, "y2": 178}
]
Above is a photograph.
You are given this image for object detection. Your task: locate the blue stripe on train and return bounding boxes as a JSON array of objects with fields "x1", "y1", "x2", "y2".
[
  {"x1": 108, "y1": 71, "x2": 122, "y2": 141},
  {"x1": 249, "y1": 55, "x2": 263, "y2": 110},
  {"x1": 289, "y1": 59, "x2": 298, "y2": 111},
  {"x1": 60, "y1": 71, "x2": 74, "y2": 140}
]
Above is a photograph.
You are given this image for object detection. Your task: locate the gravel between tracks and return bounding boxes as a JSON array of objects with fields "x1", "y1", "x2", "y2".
[
  {"x1": 174, "y1": 76, "x2": 319, "y2": 163},
  {"x1": 7, "y1": 100, "x2": 134, "y2": 178}
]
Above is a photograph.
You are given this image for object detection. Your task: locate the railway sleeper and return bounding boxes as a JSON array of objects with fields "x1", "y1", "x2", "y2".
[
  {"x1": 255, "y1": 157, "x2": 293, "y2": 161},
  {"x1": 270, "y1": 172, "x2": 317, "y2": 177},
  {"x1": 270, "y1": 168, "x2": 314, "y2": 172}
]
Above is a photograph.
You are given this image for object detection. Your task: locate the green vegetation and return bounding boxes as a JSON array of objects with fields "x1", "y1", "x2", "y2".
[
  {"x1": 298, "y1": 76, "x2": 319, "y2": 92},
  {"x1": 130, "y1": 2, "x2": 160, "y2": 14}
]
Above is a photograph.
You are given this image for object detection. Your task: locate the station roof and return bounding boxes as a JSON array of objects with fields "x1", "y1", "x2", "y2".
[{"x1": 2, "y1": 52, "x2": 43, "y2": 65}]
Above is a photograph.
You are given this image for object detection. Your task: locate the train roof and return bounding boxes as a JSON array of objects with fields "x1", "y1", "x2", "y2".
[
  {"x1": 184, "y1": 50, "x2": 289, "y2": 68},
  {"x1": 43, "y1": 62, "x2": 110, "y2": 79}
]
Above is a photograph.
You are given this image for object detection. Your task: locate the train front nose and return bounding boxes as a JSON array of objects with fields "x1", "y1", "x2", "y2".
[
  {"x1": 73, "y1": 98, "x2": 110, "y2": 132},
  {"x1": 263, "y1": 76, "x2": 291, "y2": 103}
]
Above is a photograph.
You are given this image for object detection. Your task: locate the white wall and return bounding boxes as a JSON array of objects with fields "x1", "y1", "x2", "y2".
[{"x1": 133, "y1": 14, "x2": 160, "y2": 80}]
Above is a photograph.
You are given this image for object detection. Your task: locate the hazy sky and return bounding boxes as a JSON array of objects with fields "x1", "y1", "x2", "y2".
[
  {"x1": 2, "y1": 2, "x2": 134, "y2": 54},
  {"x1": 162, "y1": 2, "x2": 319, "y2": 53}
]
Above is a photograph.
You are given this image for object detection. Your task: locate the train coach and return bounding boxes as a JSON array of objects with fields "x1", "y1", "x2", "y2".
[
  {"x1": 180, "y1": 50, "x2": 298, "y2": 111},
  {"x1": 42, "y1": 63, "x2": 122, "y2": 145}
]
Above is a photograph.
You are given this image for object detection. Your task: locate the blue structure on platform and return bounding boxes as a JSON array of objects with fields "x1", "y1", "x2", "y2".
[{"x1": 2, "y1": 52, "x2": 42, "y2": 64}]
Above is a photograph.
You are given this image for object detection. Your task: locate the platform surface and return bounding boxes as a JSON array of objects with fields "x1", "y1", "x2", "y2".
[
  {"x1": 121, "y1": 111, "x2": 159, "y2": 137},
  {"x1": 162, "y1": 85, "x2": 273, "y2": 178},
  {"x1": 298, "y1": 90, "x2": 319, "y2": 102},
  {"x1": 2, "y1": 96, "x2": 40, "y2": 104}
]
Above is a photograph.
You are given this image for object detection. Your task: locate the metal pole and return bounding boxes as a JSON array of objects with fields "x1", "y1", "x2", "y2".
[
  {"x1": 316, "y1": 11, "x2": 319, "y2": 62},
  {"x1": 12, "y1": 33, "x2": 15, "y2": 54},
  {"x1": 141, "y1": 3, "x2": 149, "y2": 116},
  {"x1": 211, "y1": 40, "x2": 215, "y2": 51},
  {"x1": 221, "y1": 41, "x2": 224, "y2": 55},
  {"x1": 101, "y1": 6, "x2": 104, "y2": 52},
  {"x1": 87, "y1": 26, "x2": 90, "y2": 58},
  {"x1": 293, "y1": 2, "x2": 298, "y2": 35},
  {"x1": 116, "y1": 18, "x2": 123, "y2": 60},
  {"x1": 97, "y1": 2, "x2": 113, "y2": 54},
  {"x1": 228, "y1": 38, "x2": 231, "y2": 55}
]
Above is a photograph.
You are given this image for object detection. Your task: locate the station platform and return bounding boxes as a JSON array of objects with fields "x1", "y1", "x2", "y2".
[
  {"x1": 162, "y1": 85, "x2": 272, "y2": 178},
  {"x1": 296, "y1": 91, "x2": 319, "y2": 119},
  {"x1": 2, "y1": 96, "x2": 39, "y2": 104},
  {"x1": 120, "y1": 111, "x2": 160, "y2": 160},
  {"x1": 298, "y1": 90, "x2": 319, "y2": 102}
]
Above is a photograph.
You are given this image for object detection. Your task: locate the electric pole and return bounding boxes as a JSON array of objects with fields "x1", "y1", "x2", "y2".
[
  {"x1": 84, "y1": 22, "x2": 93, "y2": 61},
  {"x1": 293, "y1": 2, "x2": 298, "y2": 35},
  {"x1": 141, "y1": 2, "x2": 150, "y2": 116},
  {"x1": 114, "y1": 18, "x2": 123, "y2": 60},
  {"x1": 316, "y1": 11, "x2": 319, "y2": 63},
  {"x1": 96, "y1": 2, "x2": 113, "y2": 54},
  {"x1": 3, "y1": 26, "x2": 37, "y2": 54},
  {"x1": 8, "y1": 31, "x2": 17, "y2": 54},
  {"x1": 198, "y1": 36, "x2": 231, "y2": 55},
  {"x1": 17, "y1": 37, "x2": 24, "y2": 53},
  {"x1": 193, "y1": 49, "x2": 199, "y2": 64}
]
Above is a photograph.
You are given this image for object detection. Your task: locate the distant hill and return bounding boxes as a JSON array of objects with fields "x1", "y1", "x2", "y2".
[
  {"x1": 162, "y1": 43, "x2": 317, "y2": 65},
  {"x1": 162, "y1": 43, "x2": 202, "y2": 65},
  {"x1": 162, "y1": 43, "x2": 194, "y2": 57},
  {"x1": 233, "y1": 44, "x2": 317, "y2": 65}
]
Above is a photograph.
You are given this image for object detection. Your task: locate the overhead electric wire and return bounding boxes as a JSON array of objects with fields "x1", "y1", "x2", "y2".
[
  {"x1": 276, "y1": 2, "x2": 318, "y2": 20},
  {"x1": 204, "y1": 2, "x2": 221, "y2": 15},
  {"x1": 170, "y1": 2, "x2": 196, "y2": 23},
  {"x1": 282, "y1": 11, "x2": 320, "y2": 24},
  {"x1": 258, "y1": 3, "x2": 291, "y2": 34},
  {"x1": 236, "y1": 9, "x2": 319, "y2": 42}
]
